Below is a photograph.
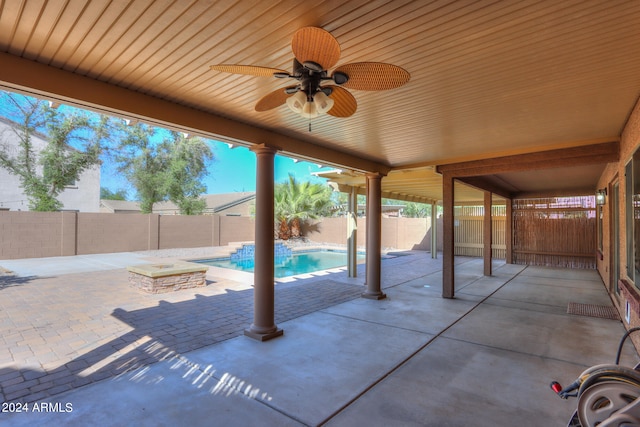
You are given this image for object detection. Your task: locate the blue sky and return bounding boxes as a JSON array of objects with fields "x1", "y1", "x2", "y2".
[
  {"x1": 102, "y1": 139, "x2": 333, "y2": 196},
  {"x1": 0, "y1": 90, "x2": 333, "y2": 197}
]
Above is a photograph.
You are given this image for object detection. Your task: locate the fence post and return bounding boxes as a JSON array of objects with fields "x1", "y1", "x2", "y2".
[
  {"x1": 149, "y1": 214, "x2": 160, "y2": 250},
  {"x1": 61, "y1": 211, "x2": 78, "y2": 256}
]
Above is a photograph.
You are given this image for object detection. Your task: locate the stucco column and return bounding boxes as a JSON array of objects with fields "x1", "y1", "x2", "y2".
[
  {"x1": 363, "y1": 172, "x2": 386, "y2": 300},
  {"x1": 244, "y1": 144, "x2": 283, "y2": 341},
  {"x1": 442, "y1": 173, "x2": 455, "y2": 298},
  {"x1": 347, "y1": 186, "x2": 358, "y2": 277},
  {"x1": 505, "y1": 198, "x2": 513, "y2": 264},
  {"x1": 431, "y1": 202, "x2": 438, "y2": 259},
  {"x1": 483, "y1": 191, "x2": 492, "y2": 276}
]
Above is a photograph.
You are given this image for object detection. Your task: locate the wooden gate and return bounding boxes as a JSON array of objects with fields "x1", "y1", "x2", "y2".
[{"x1": 512, "y1": 197, "x2": 596, "y2": 269}]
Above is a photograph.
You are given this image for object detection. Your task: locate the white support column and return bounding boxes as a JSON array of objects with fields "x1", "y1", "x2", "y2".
[
  {"x1": 244, "y1": 144, "x2": 283, "y2": 341},
  {"x1": 362, "y1": 172, "x2": 386, "y2": 300},
  {"x1": 347, "y1": 186, "x2": 358, "y2": 277}
]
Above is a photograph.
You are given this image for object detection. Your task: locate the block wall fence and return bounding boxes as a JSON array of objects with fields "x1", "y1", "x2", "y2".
[{"x1": 0, "y1": 212, "x2": 446, "y2": 260}]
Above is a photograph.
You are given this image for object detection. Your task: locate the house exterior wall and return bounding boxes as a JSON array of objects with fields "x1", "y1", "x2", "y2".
[
  {"x1": 57, "y1": 166, "x2": 101, "y2": 212},
  {"x1": 597, "y1": 96, "x2": 640, "y2": 347},
  {"x1": 0, "y1": 119, "x2": 100, "y2": 212}
]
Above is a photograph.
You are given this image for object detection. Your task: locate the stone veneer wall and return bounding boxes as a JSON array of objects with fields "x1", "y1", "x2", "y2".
[{"x1": 128, "y1": 271, "x2": 206, "y2": 293}]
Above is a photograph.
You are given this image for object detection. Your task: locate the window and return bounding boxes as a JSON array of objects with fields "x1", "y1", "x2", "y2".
[
  {"x1": 625, "y1": 150, "x2": 640, "y2": 287},
  {"x1": 43, "y1": 164, "x2": 78, "y2": 189},
  {"x1": 635, "y1": 149, "x2": 640, "y2": 285}
]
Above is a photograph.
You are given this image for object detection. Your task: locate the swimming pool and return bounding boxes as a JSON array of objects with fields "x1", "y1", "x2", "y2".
[{"x1": 196, "y1": 249, "x2": 365, "y2": 278}]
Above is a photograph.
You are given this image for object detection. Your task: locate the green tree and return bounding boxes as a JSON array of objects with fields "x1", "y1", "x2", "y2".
[
  {"x1": 165, "y1": 132, "x2": 212, "y2": 215},
  {"x1": 114, "y1": 123, "x2": 166, "y2": 213},
  {"x1": 100, "y1": 187, "x2": 128, "y2": 200},
  {"x1": 114, "y1": 125, "x2": 213, "y2": 214},
  {"x1": 274, "y1": 175, "x2": 333, "y2": 240},
  {"x1": 332, "y1": 192, "x2": 365, "y2": 216},
  {"x1": 401, "y1": 202, "x2": 430, "y2": 218},
  {"x1": 0, "y1": 92, "x2": 111, "y2": 211}
]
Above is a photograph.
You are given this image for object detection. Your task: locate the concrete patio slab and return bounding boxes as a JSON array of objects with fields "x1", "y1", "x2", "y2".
[
  {"x1": 183, "y1": 311, "x2": 433, "y2": 426},
  {"x1": 0, "y1": 253, "x2": 153, "y2": 277},
  {"x1": 1, "y1": 310, "x2": 433, "y2": 427},
  {"x1": 0, "y1": 250, "x2": 637, "y2": 426},
  {"x1": 519, "y1": 265, "x2": 603, "y2": 282},
  {"x1": 325, "y1": 337, "x2": 580, "y2": 427},
  {"x1": 1, "y1": 353, "x2": 304, "y2": 427},
  {"x1": 322, "y1": 284, "x2": 482, "y2": 335},
  {"x1": 443, "y1": 302, "x2": 635, "y2": 367},
  {"x1": 489, "y1": 279, "x2": 613, "y2": 309}
]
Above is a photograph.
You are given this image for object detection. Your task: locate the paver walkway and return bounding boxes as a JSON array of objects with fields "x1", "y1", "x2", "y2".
[{"x1": 0, "y1": 248, "x2": 448, "y2": 404}]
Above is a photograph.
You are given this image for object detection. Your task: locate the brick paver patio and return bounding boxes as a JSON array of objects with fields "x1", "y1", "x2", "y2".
[{"x1": 0, "y1": 250, "x2": 449, "y2": 404}]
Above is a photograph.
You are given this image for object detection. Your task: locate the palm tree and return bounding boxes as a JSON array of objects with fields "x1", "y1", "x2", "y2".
[{"x1": 274, "y1": 175, "x2": 333, "y2": 240}]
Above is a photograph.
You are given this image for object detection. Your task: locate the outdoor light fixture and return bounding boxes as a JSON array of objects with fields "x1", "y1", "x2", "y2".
[{"x1": 596, "y1": 188, "x2": 607, "y2": 205}]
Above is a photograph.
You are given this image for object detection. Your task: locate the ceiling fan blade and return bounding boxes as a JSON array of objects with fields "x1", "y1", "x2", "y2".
[
  {"x1": 333, "y1": 62, "x2": 410, "y2": 90},
  {"x1": 325, "y1": 86, "x2": 357, "y2": 117},
  {"x1": 210, "y1": 64, "x2": 287, "y2": 77},
  {"x1": 291, "y1": 27, "x2": 341, "y2": 70},
  {"x1": 255, "y1": 87, "x2": 296, "y2": 111}
]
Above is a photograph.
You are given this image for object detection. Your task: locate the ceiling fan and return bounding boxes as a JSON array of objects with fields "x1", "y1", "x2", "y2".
[{"x1": 210, "y1": 27, "x2": 410, "y2": 119}]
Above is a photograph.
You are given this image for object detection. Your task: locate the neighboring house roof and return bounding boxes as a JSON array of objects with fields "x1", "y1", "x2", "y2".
[
  {"x1": 100, "y1": 192, "x2": 256, "y2": 215},
  {"x1": 204, "y1": 192, "x2": 256, "y2": 213},
  {"x1": 99, "y1": 199, "x2": 142, "y2": 213}
]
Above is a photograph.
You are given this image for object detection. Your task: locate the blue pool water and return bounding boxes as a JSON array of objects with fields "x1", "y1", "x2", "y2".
[{"x1": 197, "y1": 250, "x2": 365, "y2": 278}]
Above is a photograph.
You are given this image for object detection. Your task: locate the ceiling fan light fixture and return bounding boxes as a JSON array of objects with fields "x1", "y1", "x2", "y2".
[
  {"x1": 314, "y1": 91, "x2": 334, "y2": 113},
  {"x1": 301, "y1": 100, "x2": 319, "y2": 118},
  {"x1": 286, "y1": 90, "x2": 307, "y2": 114}
]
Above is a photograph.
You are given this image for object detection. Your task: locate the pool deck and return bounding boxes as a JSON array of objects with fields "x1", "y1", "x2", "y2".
[{"x1": 0, "y1": 248, "x2": 638, "y2": 426}]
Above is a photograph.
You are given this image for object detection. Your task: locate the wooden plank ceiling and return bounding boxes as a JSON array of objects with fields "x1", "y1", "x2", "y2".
[{"x1": 0, "y1": 0, "x2": 638, "y2": 202}]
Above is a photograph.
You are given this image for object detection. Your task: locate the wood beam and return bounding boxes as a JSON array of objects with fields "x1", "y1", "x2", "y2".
[
  {"x1": 436, "y1": 142, "x2": 619, "y2": 178},
  {"x1": 456, "y1": 176, "x2": 513, "y2": 199},
  {"x1": 0, "y1": 52, "x2": 389, "y2": 175},
  {"x1": 513, "y1": 188, "x2": 594, "y2": 199}
]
